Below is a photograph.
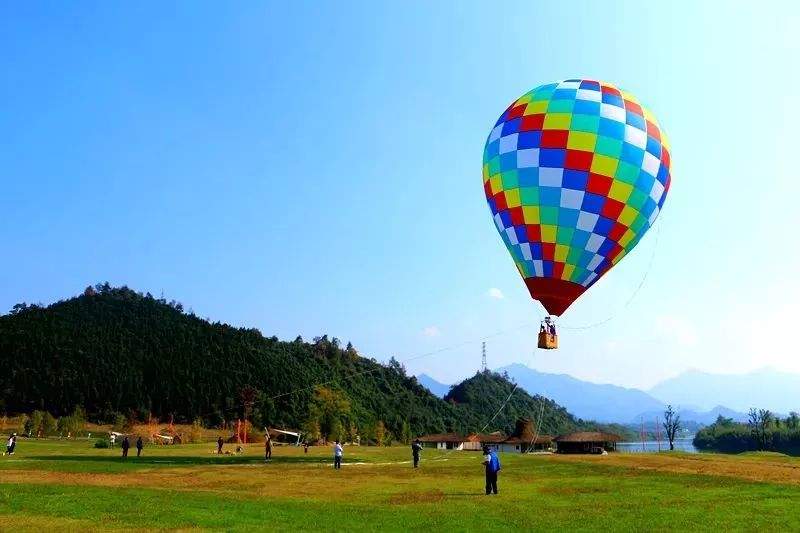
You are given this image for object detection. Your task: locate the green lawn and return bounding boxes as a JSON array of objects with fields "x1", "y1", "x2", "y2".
[{"x1": 2, "y1": 439, "x2": 800, "y2": 531}]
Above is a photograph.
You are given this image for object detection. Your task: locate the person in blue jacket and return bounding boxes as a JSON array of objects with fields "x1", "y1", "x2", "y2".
[{"x1": 482, "y1": 445, "x2": 500, "y2": 495}]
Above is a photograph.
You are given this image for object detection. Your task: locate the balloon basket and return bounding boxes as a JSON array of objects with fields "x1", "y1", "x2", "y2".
[{"x1": 537, "y1": 331, "x2": 558, "y2": 350}]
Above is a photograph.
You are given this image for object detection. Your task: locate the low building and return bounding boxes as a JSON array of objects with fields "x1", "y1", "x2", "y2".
[
  {"x1": 498, "y1": 435, "x2": 553, "y2": 454},
  {"x1": 554, "y1": 431, "x2": 621, "y2": 454},
  {"x1": 416, "y1": 433, "x2": 466, "y2": 450},
  {"x1": 463, "y1": 432, "x2": 506, "y2": 451},
  {"x1": 494, "y1": 418, "x2": 553, "y2": 453}
]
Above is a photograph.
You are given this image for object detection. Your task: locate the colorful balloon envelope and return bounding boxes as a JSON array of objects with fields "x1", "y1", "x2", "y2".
[{"x1": 483, "y1": 80, "x2": 671, "y2": 316}]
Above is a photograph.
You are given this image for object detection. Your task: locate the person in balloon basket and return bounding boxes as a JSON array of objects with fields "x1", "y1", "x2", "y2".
[
  {"x1": 412, "y1": 439, "x2": 422, "y2": 468},
  {"x1": 482, "y1": 445, "x2": 500, "y2": 495},
  {"x1": 333, "y1": 440, "x2": 343, "y2": 469},
  {"x1": 121, "y1": 436, "x2": 130, "y2": 458}
]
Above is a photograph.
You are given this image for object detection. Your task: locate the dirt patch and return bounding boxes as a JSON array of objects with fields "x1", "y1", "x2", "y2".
[
  {"x1": 388, "y1": 489, "x2": 445, "y2": 505},
  {"x1": 550, "y1": 453, "x2": 800, "y2": 485}
]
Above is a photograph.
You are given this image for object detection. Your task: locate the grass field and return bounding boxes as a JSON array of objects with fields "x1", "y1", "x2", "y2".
[{"x1": 2, "y1": 440, "x2": 800, "y2": 531}]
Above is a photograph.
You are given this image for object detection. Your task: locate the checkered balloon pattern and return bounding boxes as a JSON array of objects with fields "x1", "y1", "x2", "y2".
[{"x1": 483, "y1": 80, "x2": 671, "y2": 316}]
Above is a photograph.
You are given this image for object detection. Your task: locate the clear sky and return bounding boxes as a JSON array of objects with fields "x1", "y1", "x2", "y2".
[{"x1": 2, "y1": 1, "x2": 799, "y2": 389}]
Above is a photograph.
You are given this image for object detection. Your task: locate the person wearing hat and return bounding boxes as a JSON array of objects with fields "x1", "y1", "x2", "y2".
[{"x1": 482, "y1": 445, "x2": 500, "y2": 495}]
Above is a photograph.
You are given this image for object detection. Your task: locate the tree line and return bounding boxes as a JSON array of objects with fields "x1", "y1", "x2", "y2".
[
  {"x1": 0, "y1": 285, "x2": 597, "y2": 443},
  {"x1": 693, "y1": 409, "x2": 800, "y2": 454}
]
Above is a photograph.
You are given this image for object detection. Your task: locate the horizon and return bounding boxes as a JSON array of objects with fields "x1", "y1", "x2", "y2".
[{"x1": 3, "y1": 2, "x2": 800, "y2": 390}]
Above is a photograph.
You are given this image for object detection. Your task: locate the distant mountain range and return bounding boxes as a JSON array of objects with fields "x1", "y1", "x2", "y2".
[
  {"x1": 414, "y1": 364, "x2": 800, "y2": 425},
  {"x1": 634, "y1": 405, "x2": 748, "y2": 426},
  {"x1": 647, "y1": 368, "x2": 800, "y2": 414},
  {"x1": 416, "y1": 374, "x2": 451, "y2": 398},
  {"x1": 498, "y1": 364, "x2": 665, "y2": 423}
]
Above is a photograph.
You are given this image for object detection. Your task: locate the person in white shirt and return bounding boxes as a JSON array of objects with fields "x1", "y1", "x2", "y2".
[
  {"x1": 333, "y1": 440, "x2": 343, "y2": 469},
  {"x1": 4, "y1": 433, "x2": 15, "y2": 456}
]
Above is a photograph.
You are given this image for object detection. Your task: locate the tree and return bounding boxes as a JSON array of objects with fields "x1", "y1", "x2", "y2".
[
  {"x1": 307, "y1": 386, "x2": 351, "y2": 443},
  {"x1": 714, "y1": 414, "x2": 734, "y2": 427},
  {"x1": 400, "y1": 420, "x2": 412, "y2": 444},
  {"x1": 375, "y1": 420, "x2": 387, "y2": 447},
  {"x1": 29, "y1": 411, "x2": 45, "y2": 437},
  {"x1": 18, "y1": 414, "x2": 29, "y2": 435},
  {"x1": 41, "y1": 412, "x2": 58, "y2": 436},
  {"x1": 663, "y1": 405, "x2": 681, "y2": 451},
  {"x1": 302, "y1": 418, "x2": 321, "y2": 444},
  {"x1": 112, "y1": 413, "x2": 127, "y2": 432},
  {"x1": 239, "y1": 386, "x2": 258, "y2": 426},
  {"x1": 786, "y1": 412, "x2": 800, "y2": 430}
]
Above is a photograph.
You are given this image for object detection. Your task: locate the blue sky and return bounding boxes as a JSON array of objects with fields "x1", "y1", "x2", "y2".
[{"x1": 2, "y1": 1, "x2": 799, "y2": 389}]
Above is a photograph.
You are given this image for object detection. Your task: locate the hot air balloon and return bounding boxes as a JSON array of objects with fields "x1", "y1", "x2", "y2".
[{"x1": 483, "y1": 80, "x2": 671, "y2": 348}]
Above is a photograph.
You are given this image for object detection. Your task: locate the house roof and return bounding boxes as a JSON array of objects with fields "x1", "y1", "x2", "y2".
[
  {"x1": 466, "y1": 433, "x2": 507, "y2": 443},
  {"x1": 502, "y1": 435, "x2": 553, "y2": 444},
  {"x1": 416, "y1": 433, "x2": 465, "y2": 443},
  {"x1": 554, "y1": 431, "x2": 622, "y2": 443}
]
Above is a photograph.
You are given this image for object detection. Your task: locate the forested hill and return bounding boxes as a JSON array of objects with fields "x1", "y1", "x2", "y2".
[
  {"x1": 445, "y1": 371, "x2": 583, "y2": 435},
  {"x1": 0, "y1": 285, "x2": 587, "y2": 441}
]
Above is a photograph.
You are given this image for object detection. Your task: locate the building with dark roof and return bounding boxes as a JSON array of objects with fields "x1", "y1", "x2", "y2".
[{"x1": 554, "y1": 431, "x2": 621, "y2": 453}]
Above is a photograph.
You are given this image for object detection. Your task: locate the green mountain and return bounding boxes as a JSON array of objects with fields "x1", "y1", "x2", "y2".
[
  {"x1": 0, "y1": 284, "x2": 588, "y2": 441},
  {"x1": 445, "y1": 371, "x2": 583, "y2": 435}
]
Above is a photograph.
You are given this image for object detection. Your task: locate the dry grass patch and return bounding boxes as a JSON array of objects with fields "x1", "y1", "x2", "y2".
[{"x1": 552, "y1": 453, "x2": 800, "y2": 485}]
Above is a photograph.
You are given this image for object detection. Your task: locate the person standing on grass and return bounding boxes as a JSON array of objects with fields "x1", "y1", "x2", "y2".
[
  {"x1": 136, "y1": 436, "x2": 143, "y2": 457},
  {"x1": 217, "y1": 436, "x2": 224, "y2": 454},
  {"x1": 303, "y1": 442, "x2": 309, "y2": 454},
  {"x1": 265, "y1": 433, "x2": 273, "y2": 461},
  {"x1": 4, "y1": 433, "x2": 16, "y2": 456},
  {"x1": 482, "y1": 445, "x2": 500, "y2": 495},
  {"x1": 412, "y1": 439, "x2": 422, "y2": 468},
  {"x1": 121, "y1": 436, "x2": 130, "y2": 459},
  {"x1": 333, "y1": 440, "x2": 343, "y2": 469}
]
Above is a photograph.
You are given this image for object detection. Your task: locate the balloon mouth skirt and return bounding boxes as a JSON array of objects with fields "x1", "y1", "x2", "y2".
[{"x1": 525, "y1": 278, "x2": 586, "y2": 316}]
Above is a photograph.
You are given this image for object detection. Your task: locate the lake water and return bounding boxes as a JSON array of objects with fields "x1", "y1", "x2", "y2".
[{"x1": 617, "y1": 437, "x2": 698, "y2": 453}]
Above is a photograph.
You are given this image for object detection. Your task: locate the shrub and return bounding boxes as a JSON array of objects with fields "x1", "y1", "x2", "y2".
[
  {"x1": 187, "y1": 418, "x2": 204, "y2": 443},
  {"x1": 94, "y1": 438, "x2": 110, "y2": 449},
  {"x1": 112, "y1": 413, "x2": 127, "y2": 432}
]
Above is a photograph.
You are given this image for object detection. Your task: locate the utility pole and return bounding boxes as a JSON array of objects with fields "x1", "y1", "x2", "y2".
[{"x1": 481, "y1": 342, "x2": 487, "y2": 373}]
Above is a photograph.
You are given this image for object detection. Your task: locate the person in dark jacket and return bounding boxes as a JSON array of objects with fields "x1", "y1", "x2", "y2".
[
  {"x1": 482, "y1": 445, "x2": 500, "y2": 495},
  {"x1": 411, "y1": 439, "x2": 422, "y2": 468},
  {"x1": 121, "y1": 436, "x2": 130, "y2": 459},
  {"x1": 136, "y1": 436, "x2": 143, "y2": 457},
  {"x1": 217, "y1": 436, "x2": 224, "y2": 454}
]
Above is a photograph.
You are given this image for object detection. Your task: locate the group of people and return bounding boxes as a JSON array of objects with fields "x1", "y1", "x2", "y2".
[
  {"x1": 315, "y1": 438, "x2": 502, "y2": 494},
  {"x1": 3, "y1": 433, "x2": 17, "y2": 456},
  {"x1": 540, "y1": 319, "x2": 557, "y2": 336},
  {"x1": 118, "y1": 435, "x2": 144, "y2": 458},
  {"x1": 7, "y1": 428, "x2": 503, "y2": 495},
  {"x1": 409, "y1": 439, "x2": 501, "y2": 495}
]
